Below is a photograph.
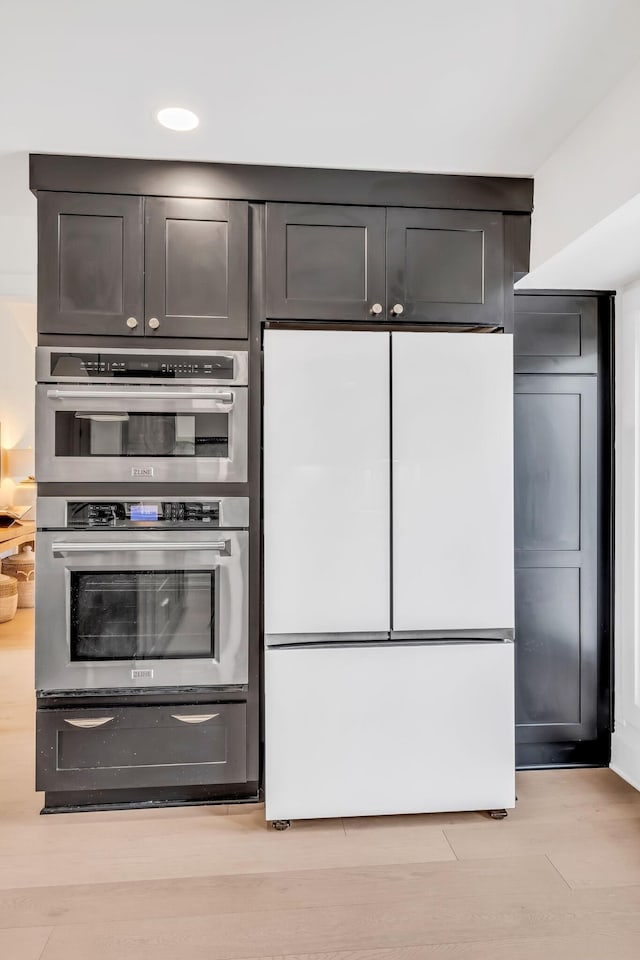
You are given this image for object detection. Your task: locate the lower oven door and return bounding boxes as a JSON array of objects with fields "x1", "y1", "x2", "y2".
[
  {"x1": 36, "y1": 383, "x2": 248, "y2": 484},
  {"x1": 36, "y1": 530, "x2": 248, "y2": 692}
]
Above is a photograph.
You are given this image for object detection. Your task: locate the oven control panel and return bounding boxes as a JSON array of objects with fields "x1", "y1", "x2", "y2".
[
  {"x1": 67, "y1": 501, "x2": 221, "y2": 528},
  {"x1": 49, "y1": 352, "x2": 235, "y2": 380}
]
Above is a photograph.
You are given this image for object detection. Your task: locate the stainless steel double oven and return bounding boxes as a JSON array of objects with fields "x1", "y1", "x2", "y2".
[{"x1": 35, "y1": 347, "x2": 250, "y2": 696}]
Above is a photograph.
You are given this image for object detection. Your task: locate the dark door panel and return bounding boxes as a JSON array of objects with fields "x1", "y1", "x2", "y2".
[
  {"x1": 514, "y1": 295, "x2": 598, "y2": 373},
  {"x1": 266, "y1": 203, "x2": 386, "y2": 320},
  {"x1": 515, "y1": 566, "x2": 582, "y2": 729},
  {"x1": 386, "y1": 208, "x2": 504, "y2": 325},
  {"x1": 144, "y1": 198, "x2": 248, "y2": 339},
  {"x1": 514, "y1": 375, "x2": 599, "y2": 754},
  {"x1": 38, "y1": 192, "x2": 144, "y2": 337}
]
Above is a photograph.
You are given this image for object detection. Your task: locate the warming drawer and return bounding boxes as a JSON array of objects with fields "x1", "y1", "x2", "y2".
[{"x1": 36, "y1": 701, "x2": 247, "y2": 792}]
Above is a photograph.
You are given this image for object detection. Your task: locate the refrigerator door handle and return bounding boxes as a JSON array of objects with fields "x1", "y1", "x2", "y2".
[{"x1": 390, "y1": 628, "x2": 515, "y2": 642}]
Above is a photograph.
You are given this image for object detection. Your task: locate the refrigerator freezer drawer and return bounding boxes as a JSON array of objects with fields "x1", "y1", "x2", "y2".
[{"x1": 265, "y1": 642, "x2": 515, "y2": 821}]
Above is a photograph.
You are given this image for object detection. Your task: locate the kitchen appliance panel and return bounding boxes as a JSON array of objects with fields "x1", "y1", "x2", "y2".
[
  {"x1": 264, "y1": 329, "x2": 390, "y2": 635},
  {"x1": 36, "y1": 346, "x2": 249, "y2": 385},
  {"x1": 265, "y1": 642, "x2": 515, "y2": 821},
  {"x1": 391, "y1": 332, "x2": 514, "y2": 632}
]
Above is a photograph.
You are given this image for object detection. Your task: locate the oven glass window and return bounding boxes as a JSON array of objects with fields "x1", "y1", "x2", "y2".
[
  {"x1": 69, "y1": 570, "x2": 215, "y2": 660},
  {"x1": 55, "y1": 412, "x2": 229, "y2": 458}
]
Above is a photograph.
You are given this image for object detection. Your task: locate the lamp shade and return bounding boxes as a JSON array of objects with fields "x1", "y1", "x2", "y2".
[{"x1": 6, "y1": 447, "x2": 35, "y2": 480}]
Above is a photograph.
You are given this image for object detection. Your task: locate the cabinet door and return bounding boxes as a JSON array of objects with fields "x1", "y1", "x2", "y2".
[
  {"x1": 266, "y1": 203, "x2": 386, "y2": 320},
  {"x1": 387, "y1": 208, "x2": 504, "y2": 326},
  {"x1": 38, "y1": 192, "x2": 144, "y2": 336},
  {"x1": 514, "y1": 294, "x2": 598, "y2": 373},
  {"x1": 514, "y1": 376, "x2": 598, "y2": 751},
  {"x1": 392, "y1": 332, "x2": 514, "y2": 633},
  {"x1": 145, "y1": 198, "x2": 248, "y2": 339},
  {"x1": 264, "y1": 329, "x2": 390, "y2": 635}
]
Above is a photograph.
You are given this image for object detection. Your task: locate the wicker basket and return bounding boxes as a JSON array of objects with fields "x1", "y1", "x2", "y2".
[
  {"x1": 2, "y1": 545, "x2": 35, "y2": 608},
  {"x1": 0, "y1": 574, "x2": 18, "y2": 623}
]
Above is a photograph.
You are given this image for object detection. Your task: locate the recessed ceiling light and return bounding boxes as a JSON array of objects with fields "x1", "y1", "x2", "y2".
[{"x1": 156, "y1": 107, "x2": 199, "y2": 132}]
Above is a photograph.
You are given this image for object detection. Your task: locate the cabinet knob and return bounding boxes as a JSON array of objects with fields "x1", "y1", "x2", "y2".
[
  {"x1": 126, "y1": 317, "x2": 138, "y2": 329},
  {"x1": 148, "y1": 317, "x2": 160, "y2": 330},
  {"x1": 369, "y1": 303, "x2": 383, "y2": 316},
  {"x1": 391, "y1": 303, "x2": 404, "y2": 316}
]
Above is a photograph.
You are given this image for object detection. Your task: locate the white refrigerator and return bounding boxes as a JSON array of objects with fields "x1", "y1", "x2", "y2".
[{"x1": 264, "y1": 329, "x2": 514, "y2": 822}]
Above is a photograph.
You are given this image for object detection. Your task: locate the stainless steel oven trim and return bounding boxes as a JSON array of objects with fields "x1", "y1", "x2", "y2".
[
  {"x1": 35, "y1": 529, "x2": 249, "y2": 692},
  {"x1": 36, "y1": 496, "x2": 250, "y2": 530},
  {"x1": 36, "y1": 347, "x2": 249, "y2": 386},
  {"x1": 36, "y1": 382, "x2": 248, "y2": 484}
]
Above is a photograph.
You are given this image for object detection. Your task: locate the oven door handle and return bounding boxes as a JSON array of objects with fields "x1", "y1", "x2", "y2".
[
  {"x1": 46, "y1": 389, "x2": 235, "y2": 404},
  {"x1": 52, "y1": 541, "x2": 228, "y2": 554}
]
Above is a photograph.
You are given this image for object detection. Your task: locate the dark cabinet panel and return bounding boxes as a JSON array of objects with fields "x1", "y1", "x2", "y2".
[
  {"x1": 386, "y1": 208, "x2": 504, "y2": 325},
  {"x1": 266, "y1": 203, "x2": 386, "y2": 320},
  {"x1": 38, "y1": 192, "x2": 144, "y2": 337},
  {"x1": 515, "y1": 295, "x2": 598, "y2": 373},
  {"x1": 36, "y1": 702, "x2": 247, "y2": 792},
  {"x1": 515, "y1": 567, "x2": 582, "y2": 727},
  {"x1": 515, "y1": 392, "x2": 581, "y2": 551},
  {"x1": 145, "y1": 198, "x2": 248, "y2": 339},
  {"x1": 514, "y1": 376, "x2": 598, "y2": 747}
]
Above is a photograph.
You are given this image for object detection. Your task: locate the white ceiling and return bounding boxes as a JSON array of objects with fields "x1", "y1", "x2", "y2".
[{"x1": 1, "y1": 0, "x2": 640, "y2": 219}]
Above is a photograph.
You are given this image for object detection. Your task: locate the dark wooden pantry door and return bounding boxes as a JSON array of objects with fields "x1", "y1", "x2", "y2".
[{"x1": 513, "y1": 292, "x2": 612, "y2": 768}]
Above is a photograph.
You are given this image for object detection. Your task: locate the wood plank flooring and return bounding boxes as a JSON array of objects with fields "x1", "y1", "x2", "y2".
[{"x1": 1, "y1": 611, "x2": 640, "y2": 959}]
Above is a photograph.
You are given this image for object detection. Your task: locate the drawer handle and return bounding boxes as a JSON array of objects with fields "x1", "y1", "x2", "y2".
[
  {"x1": 63, "y1": 717, "x2": 114, "y2": 729},
  {"x1": 171, "y1": 713, "x2": 219, "y2": 724}
]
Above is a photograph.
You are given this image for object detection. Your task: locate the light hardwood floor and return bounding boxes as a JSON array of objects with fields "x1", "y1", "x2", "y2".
[{"x1": 1, "y1": 610, "x2": 640, "y2": 959}]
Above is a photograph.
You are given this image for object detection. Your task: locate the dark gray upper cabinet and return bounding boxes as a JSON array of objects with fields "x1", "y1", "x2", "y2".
[
  {"x1": 266, "y1": 203, "x2": 386, "y2": 321},
  {"x1": 38, "y1": 193, "x2": 249, "y2": 339},
  {"x1": 144, "y1": 198, "x2": 248, "y2": 339},
  {"x1": 514, "y1": 294, "x2": 598, "y2": 373},
  {"x1": 38, "y1": 192, "x2": 144, "y2": 337},
  {"x1": 386, "y1": 208, "x2": 504, "y2": 325},
  {"x1": 266, "y1": 203, "x2": 505, "y2": 325}
]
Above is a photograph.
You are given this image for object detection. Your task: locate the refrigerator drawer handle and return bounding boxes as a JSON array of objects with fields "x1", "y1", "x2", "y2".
[
  {"x1": 46, "y1": 389, "x2": 234, "y2": 404},
  {"x1": 171, "y1": 713, "x2": 219, "y2": 724},
  {"x1": 63, "y1": 717, "x2": 114, "y2": 729},
  {"x1": 52, "y1": 541, "x2": 228, "y2": 554}
]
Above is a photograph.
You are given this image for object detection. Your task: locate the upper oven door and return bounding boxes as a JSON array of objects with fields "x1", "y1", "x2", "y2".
[
  {"x1": 36, "y1": 529, "x2": 249, "y2": 692},
  {"x1": 36, "y1": 383, "x2": 248, "y2": 484}
]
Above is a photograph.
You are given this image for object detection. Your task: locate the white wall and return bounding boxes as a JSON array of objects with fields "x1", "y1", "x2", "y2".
[
  {"x1": 0, "y1": 300, "x2": 36, "y2": 505},
  {"x1": 0, "y1": 212, "x2": 36, "y2": 300},
  {"x1": 611, "y1": 276, "x2": 640, "y2": 789},
  {"x1": 529, "y1": 58, "x2": 640, "y2": 272}
]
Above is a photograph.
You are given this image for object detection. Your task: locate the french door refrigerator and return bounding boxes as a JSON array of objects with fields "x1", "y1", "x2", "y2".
[{"x1": 264, "y1": 329, "x2": 514, "y2": 822}]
